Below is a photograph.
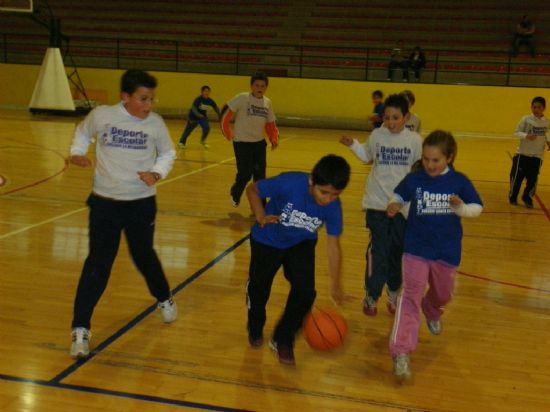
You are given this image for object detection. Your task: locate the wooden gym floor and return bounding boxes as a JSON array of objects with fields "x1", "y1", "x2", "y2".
[{"x1": 0, "y1": 109, "x2": 549, "y2": 411}]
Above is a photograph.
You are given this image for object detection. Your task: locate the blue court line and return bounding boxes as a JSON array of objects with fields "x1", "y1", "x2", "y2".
[
  {"x1": 36, "y1": 234, "x2": 251, "y2": 410},
  {"x1": 0, "y1": 373, "x2": 252, "y2": 412}
]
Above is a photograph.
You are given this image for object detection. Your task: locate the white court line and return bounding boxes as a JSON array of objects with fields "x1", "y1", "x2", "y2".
[
  {"x1": 0, "y1": 135, "x2": 295, "y2": 241},
  {"x1": 0, "y1": 155, "x2": 236, "y2": 241},
  {"x1": 0, "y1": 207, "x2": 88, "y2": 240}
]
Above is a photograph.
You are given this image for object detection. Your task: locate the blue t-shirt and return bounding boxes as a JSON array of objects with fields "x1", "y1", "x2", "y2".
[
  {"x1": 373, "y1": 103, "x2": 384, "y2": 128},
  {"x1": 251, "y1": 172, "x2": 343, "y2": 249},
  {"x1": 188, "y1": 96, "x2": 220, "y2": 121},
  {"x1": 394, "y1": 168, "x2": 482, "y2": 266}
]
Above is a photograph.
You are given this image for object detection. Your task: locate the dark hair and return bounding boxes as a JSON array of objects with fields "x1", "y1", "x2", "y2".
[
  {"x1": 423, "y1": 130, "x2": 458, "y2": 166},
  {"x1": 311, "y1": 154, "x2": 351, "y2": 190},
  {"x1": 399, "y1": 89, "x2": 416, "y2": 106},
  {"x1": 250, "y1": 71, "x2": 268, "y2": 86},
  {"x1": 384, "y1": 94, "x2": 409, "y2": 116},
  {"x1": 120, "y1": 70, "x2": 157, "y2": 94},
  {"x1": 532, "y1": 96, "x2": 546, "y2": 108},
  {"x1": 372, "y1": 90, "x2": 383, "y2": 98},
  {"x1": 201, "y1": 85, "x2": 211, "y2": 92}
]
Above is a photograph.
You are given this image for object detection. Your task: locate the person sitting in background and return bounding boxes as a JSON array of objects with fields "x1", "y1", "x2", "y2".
[
  {"x1": 408, "y1": 47, "x2": 426, "y2": 81},
  {"x1": 512, "y1": 15, "x2": 536, "y2": 57},
  {"x1": 387, "y1": 40, "x2": 409, "y2": 82}
]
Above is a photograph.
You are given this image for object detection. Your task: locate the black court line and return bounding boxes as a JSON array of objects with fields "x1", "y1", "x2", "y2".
[
  {"x1": 40, "y1": 234, "x2": 251, "y2": 410},
  {"x1": 0, "y1": 374, "x2": 252, "y2": 412},
  {"x1": 51, "y1": 234, "x2": 249, "y2": 383},
  {"x1": 0, "y1": 227, "x2": 435, "y2": 412}
]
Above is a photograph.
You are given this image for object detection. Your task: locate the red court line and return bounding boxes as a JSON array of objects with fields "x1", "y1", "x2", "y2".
[
  {"x1": 458, "y1": 270, "x2": 550, "y2": 294},
  {"x1": 535, "y1": 193, "x2": 550, "y2": 222},
  {"x1": 0, "y1": 146, "x2": 69, "y2": 196},
  {"x1": 458, "y1": 163, "x2": 550, "y2": 293}
]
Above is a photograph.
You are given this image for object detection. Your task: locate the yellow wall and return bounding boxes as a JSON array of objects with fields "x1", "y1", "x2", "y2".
[{"x1": 1, "y1": 63, "x2": 548, "y2": 135}]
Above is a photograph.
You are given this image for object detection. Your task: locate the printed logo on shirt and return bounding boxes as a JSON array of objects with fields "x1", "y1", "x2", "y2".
[
  {"x1": 416, "y1": 190, "x2": 454, "y2": 215},
  {"x1": 280, "y1": 202, "x2": 322, "y2": 233},
  {"x1": 247, "y1": 104, "x2": 269, "y2": 119},
  {"x1": 529, "y1": 125, "x2": 548, "y2": 136},
  {"x1": 101, "y1": 126, "x2": 149, "y2": 149},
  {"x1": 375, "y1": 143, "x2": 413, "y2": 165}
]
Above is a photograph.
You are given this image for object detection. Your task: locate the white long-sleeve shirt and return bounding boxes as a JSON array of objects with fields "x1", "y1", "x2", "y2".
[
  {"x1": 515, "y1": 114, "x2": 548, "y2": 160},
  {"x1": 349, "y1": 126, "x2": 422, "y2": 213},
  {"x1": 70, "y1": 103, "x2": 176, "y2": 200}
]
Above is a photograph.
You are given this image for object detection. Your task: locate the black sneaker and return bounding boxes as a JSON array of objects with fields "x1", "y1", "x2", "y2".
[
  {"x1": 522, "y1": 197, "x2": 534, "y2": 209},
  {"x1": 269, "y1": 340, "x2": 295, "y2": 365},
  {"x1": 248, "y1": 334, "x2": 264, "y2": 348},
  {"x1": 230, "y1": 195, "x2": 239, "y2": 208},
  {"x1": 509, "y1": 198, "x2": 518, "y2": 205}
]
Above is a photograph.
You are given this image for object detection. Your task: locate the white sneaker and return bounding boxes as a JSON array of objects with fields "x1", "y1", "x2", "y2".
[
  {"x1": 158, "y1": 298, "x2": 177, "y2": 323},
  {"x1": 230, "y1": 195, "x2": 239, "y2": 208},
  {"x1": 177, "y1": 142, "x2": 186, "y2": 149},
  {"x1": 70, "y1": 327, "x2": 91, "y2": 358},
  {"x1": 427, "y1": 319, "x2": 442, "y2": 335},
  {"x1": 393, "y1": 354, "x2": 411, "y2": 382},
  {"x1": 200, "y1": 140, "x2": 210, "y2": 149}
]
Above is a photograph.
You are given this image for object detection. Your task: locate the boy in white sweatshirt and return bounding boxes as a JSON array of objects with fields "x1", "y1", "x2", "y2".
[
  {"x1": 68, "y1": 70, "x2": 177, "y2": 358},
  {"x1": 509, "y1": 96, "x2": 549, "y2": 208},
  {"x1": 340, "y1": 94, "x2": 422, "y2": 316}
]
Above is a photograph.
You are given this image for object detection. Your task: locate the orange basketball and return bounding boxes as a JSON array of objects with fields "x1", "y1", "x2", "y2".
[{"x1": 302, "y1": 307, "x2": 347, "y2": 351}]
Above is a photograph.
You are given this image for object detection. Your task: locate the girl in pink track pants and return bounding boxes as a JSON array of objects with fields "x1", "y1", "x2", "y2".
[{"x1": 386, "y1": 130, "x2": 483, "y2": 381}]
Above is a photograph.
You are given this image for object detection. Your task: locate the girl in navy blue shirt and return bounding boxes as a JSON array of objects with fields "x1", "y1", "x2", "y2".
[{"x1": 386, "y1": 130, "x2": 483, "y2": 381}]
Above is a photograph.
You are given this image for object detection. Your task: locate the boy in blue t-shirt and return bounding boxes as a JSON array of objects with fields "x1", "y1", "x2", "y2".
[
  {"x1": 177, "y1": 85, "x2": 220, "y2": 149},
  {"x1": 368, "y1": 90, "x2": 384, "y2": 129},
  {"x1": 245, "y1": 155, "x2": 351, "y2": 365}
]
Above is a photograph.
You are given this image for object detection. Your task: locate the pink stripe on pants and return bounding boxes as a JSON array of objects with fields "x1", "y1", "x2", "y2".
[{"x1": 389, "y1": 253, "x2": 456, "y2": 357}]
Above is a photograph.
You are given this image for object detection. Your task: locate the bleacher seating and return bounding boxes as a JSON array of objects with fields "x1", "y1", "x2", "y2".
[{"x1": 1, "y1": 0, "x2": 550, "y2": 86}]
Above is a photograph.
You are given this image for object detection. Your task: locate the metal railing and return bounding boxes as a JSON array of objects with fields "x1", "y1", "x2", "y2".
[{"x1": 2, "y1": 32, "x2": 550, "y2": 88}]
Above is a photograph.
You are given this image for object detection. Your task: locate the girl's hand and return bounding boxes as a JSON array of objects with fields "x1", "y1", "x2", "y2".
[
  {"x1": 449, "y1": 195, "x2": 463, "y2": 206},
  {"x1": 339, "y1": 135, "x2": 353, "y2": 146},
  {"x1": 386, "y1": 202, "x2": 401, "y2": 217}
]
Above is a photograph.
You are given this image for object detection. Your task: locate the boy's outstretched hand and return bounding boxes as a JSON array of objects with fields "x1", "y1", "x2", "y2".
[
  {"x1": 330, "y1": 284, "x2": 346, "y2": 305},
  {"x1": 339, "y1": 135, "x2": 353, "y2": 147},
  {"x1": 330, "y1": 285, "x2": 354, "y2": 306},
  {"x1": 69, "y1": 155, "x2": 92, "y2": 167},
  {"x1": 258, "y1": 214, "x2": 280, "y2": 227}
]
